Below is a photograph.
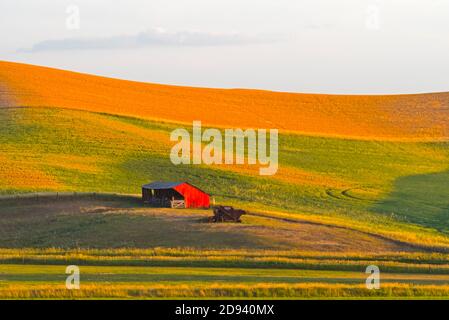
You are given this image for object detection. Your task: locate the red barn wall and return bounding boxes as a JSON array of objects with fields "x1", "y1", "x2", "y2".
[{"x1": 174, "y1": 183, "x2": 210, "y2": 208}]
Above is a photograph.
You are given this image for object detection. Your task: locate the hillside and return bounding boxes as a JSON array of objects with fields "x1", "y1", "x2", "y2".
[
  {"x1": 2, "y1": 61, "x2": 449, "y2": 299},
  {"x1": 1, "y1": 61, "x2": 449, "y2": 140},
  {"x1": 1, "y1": 61, "x2": 449, "y2": 247},
  {"x1": 1, "y1": 106, "x2": 449, "y2": 250},
  {"x1": 1, "y1": 61, "x2": 449, "y2": 249}
]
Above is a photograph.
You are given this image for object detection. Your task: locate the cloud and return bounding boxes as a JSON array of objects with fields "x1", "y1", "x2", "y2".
[{"x1": 18, "y1": 28, "x2": 277, "y2": 53}]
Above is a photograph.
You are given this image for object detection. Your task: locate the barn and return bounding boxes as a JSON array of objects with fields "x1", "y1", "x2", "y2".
[{"x1": 142, "y1": 181, "x2": 210, "y2": 209}]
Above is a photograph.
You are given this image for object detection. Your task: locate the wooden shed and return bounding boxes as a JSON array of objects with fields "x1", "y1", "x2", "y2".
[{"x1": 142, "y1": 181, "x2": 210, "y2": 209}]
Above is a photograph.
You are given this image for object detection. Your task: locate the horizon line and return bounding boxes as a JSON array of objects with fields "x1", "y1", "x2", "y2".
[{"x1": 1, "y1": 59, "x2": 448, "y2": 97}]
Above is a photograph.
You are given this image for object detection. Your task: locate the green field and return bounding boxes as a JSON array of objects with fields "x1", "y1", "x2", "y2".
[
  {"x1": 4, "y1": 264, "x2": 449, "y2": 299},
  {"x1": 3, "y1": 247, "x2": 449, "y2": 299},
  {"x1": 1, "y1": 195, "x2": 449, "y2": 298},
  {"x1": 2, "y1": 107, "x2": 449, "y2": 247},
  {"x1": 2, "y1": 106, "x2": 449, "y2": 298}
]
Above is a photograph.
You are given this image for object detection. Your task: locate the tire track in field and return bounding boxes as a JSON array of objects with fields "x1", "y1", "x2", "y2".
[{"x1": 325, "y1": 188, "x2": 377, "y2": 202}]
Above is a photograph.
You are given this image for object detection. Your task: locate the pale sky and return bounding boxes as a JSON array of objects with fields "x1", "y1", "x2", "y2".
[{"x1": 1, "y1": 0, "x2": 448, "y2": 94}]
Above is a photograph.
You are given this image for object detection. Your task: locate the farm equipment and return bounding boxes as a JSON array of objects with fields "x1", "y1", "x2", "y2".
[{"x1": 209, "y1": 206, "x2": 246, "y2": 223}]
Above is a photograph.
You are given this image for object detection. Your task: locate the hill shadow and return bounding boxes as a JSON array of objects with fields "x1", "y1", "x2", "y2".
[
  {"x1": 370, "y1": 170, "x2": 449, "y2": 234},
  {"x1": 0, "y1": 192, "x2": 143, "y2": 208}
]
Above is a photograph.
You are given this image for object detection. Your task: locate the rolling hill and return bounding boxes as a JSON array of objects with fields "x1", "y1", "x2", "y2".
[
  {"x1": 2, "y1": 61, "x2": 449, "y2": 298},
  {"x1": 1, "y1": 60, "x2": 449, "y2": 248},
  {"x1": 1, "y1": 60, "x2": 449, "y2": 140}
]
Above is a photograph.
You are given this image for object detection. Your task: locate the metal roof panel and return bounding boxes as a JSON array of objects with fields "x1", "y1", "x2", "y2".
[{"x1": 142, "y1": 181, "x2": 184, "y2": 189}]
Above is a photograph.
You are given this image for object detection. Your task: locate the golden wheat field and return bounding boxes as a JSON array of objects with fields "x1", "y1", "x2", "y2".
[{"x1": 1, "y1": 60, "x2": 449, "y2": 140}]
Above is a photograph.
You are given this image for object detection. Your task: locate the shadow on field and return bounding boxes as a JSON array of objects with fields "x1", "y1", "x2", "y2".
[
  {"x1": 0, "y1": 191, "x2": 413, "y2": 252},
  {"x1": 370, "y1": 170, "x2": 449, "y2": 233},
  {"x1": 0, "y1": 192, "x2": 143, "y2": 208},
  {"x1": 0, "y1": 192, "x2": 270, "y2": 249}
]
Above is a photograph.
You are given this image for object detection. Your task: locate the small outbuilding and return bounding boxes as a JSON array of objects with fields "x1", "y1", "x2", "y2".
[{"x1": 142, "y1": 181, "x2": 210, "y2": 209}]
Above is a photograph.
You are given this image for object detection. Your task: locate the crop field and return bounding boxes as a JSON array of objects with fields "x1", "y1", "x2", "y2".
[
  {"x1": 1, "y1": 107, "x2": 449, "y2": 250},
  {"x1": 1, "y1": 60, "x2": 449, "y2": 140},
  {"x1": 2, "y1": 242, "x2": 449, "y2": 299},
  {"x1": 1, "y1": 61, "x2": 449, "y2": 298},
  {"x1": 1, "y1": 197, "x2": 449, "y2": 298},
  {"x1": 4, "y1": 264, "x2": 449, "y2": 299}
]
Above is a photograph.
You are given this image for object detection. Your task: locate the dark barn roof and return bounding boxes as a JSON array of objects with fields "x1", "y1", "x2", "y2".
[
  {"x1": 142, "y1": 181, "x2": 183, "y2": 190},
  {"x1": 142, "y1": 181, "x2": 210, "y2": 196}
]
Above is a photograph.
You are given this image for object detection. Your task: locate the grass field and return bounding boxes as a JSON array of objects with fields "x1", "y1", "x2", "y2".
[
  {"x1": 4, "y1": 264, "x2": 449, "y2": 299},
  {"x1": 1, "y1": 197, "x2": 449, "y2": 298},
  {"x1": 0, "y1": 196, "x2": 415, "y2": 251},
  {"x1": 1, "y1": 107, "x2": 449, "y2": 251},
  {"x1": 3, "y1": 245, "x2": 449, "y2": 299},
  {"x1": 1, "y1": 61, "x2": 449, "y2": 298}
]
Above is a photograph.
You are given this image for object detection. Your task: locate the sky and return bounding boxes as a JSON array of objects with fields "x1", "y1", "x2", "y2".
[{"x1": 0, "y1": 0, "x2": 448, "y2": 94}]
